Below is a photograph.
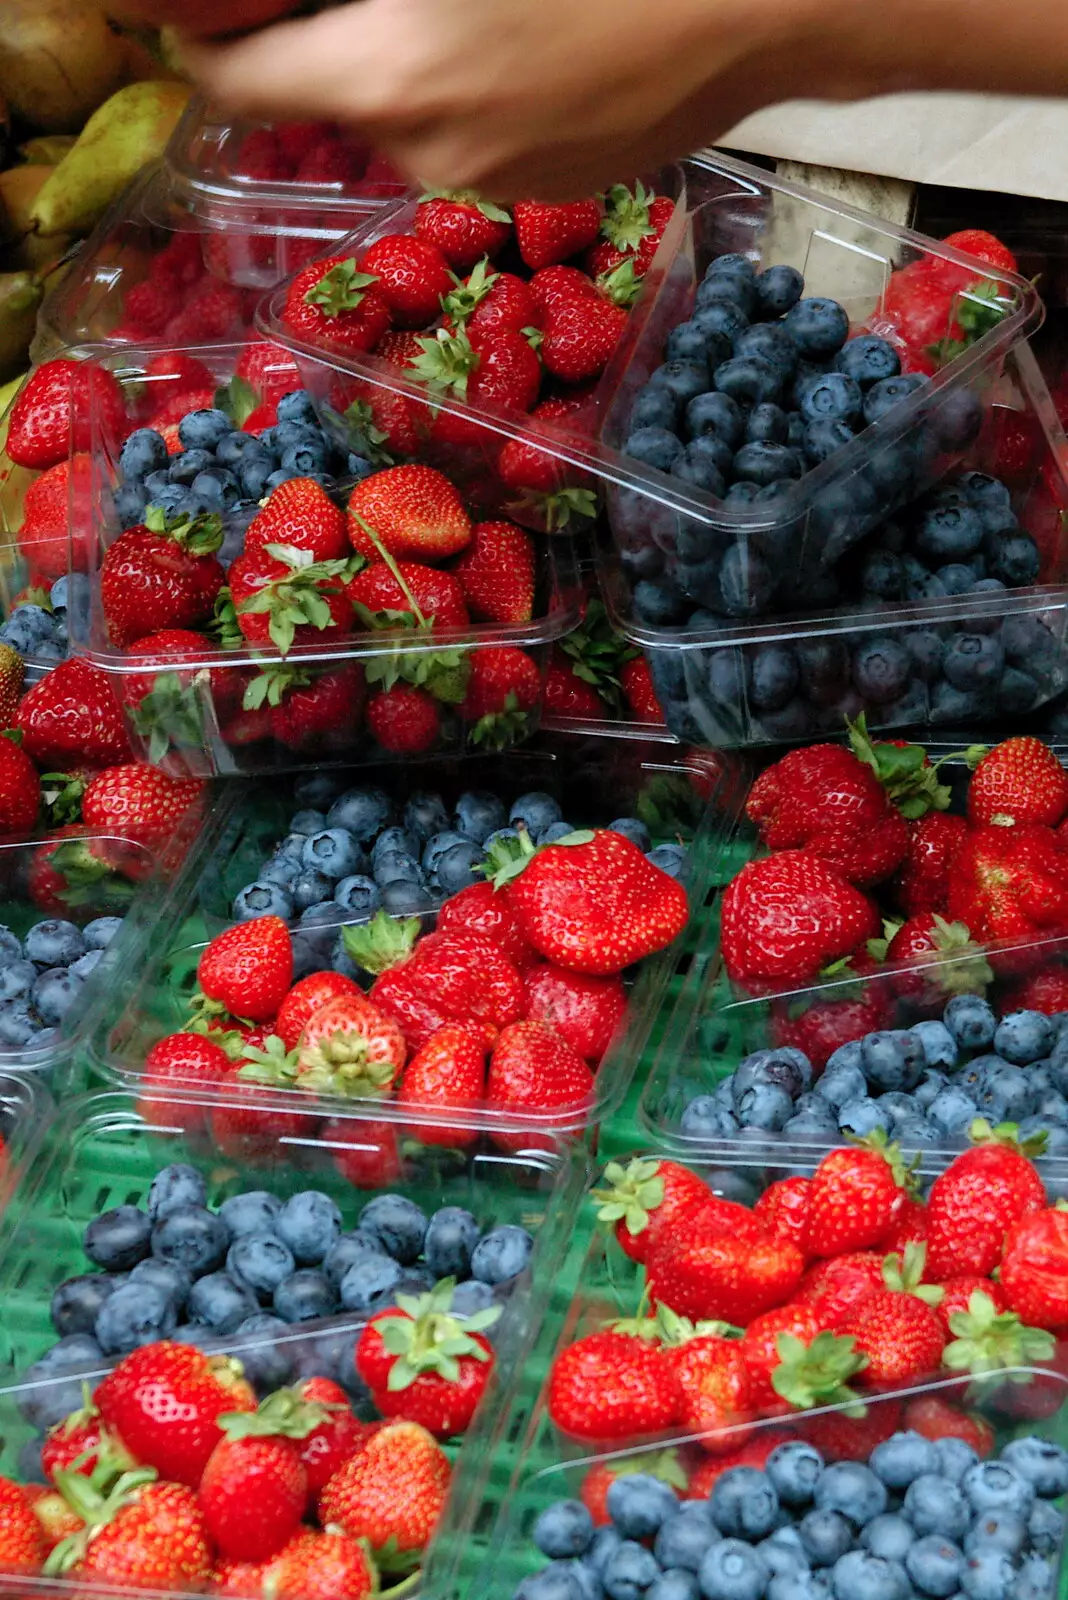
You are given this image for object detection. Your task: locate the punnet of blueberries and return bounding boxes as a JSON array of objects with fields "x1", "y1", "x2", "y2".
[
  {"x1": 680, "y1": 991, "x2": 1068, "y2": 1154},
  {"x1": 0, "y1": 914, "x2": 124, "y2": 1055},
  {"x1": 513, "y1": 1430, "x2": 1067, "y2": 1600}
]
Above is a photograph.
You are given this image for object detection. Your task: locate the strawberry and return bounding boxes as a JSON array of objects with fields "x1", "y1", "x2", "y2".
[
  {"x1": 347, "y1": 464, "x2": 471, "y2": 563},
  {"x1": 357, "y1": 1278, "x2": 499, "y2": 1436},
  {"x1": 795, "y1": 1253, "x2": 887, "y2": 1327},
  {"x1": 0, "y1": 734, "x2": 40, "y2": 835},
  {"x1": 523, "y1": 963, "x2": 627, "y2": 1061},
  {"x1": 317, "y1": 1419, "x2": 451, "y2": 1569},
  {"x1": 267, "y1": 1528, "x2": 376, "y2": 1600},
  {"x1": 328, "y1": 1116, "x2": 404, "y2": 1189},
  {"x1": 528, "y1": 266, "x2": 601, "y2": 317},
  {"x1": 145, "y1": 350, "x2": 215, "y2": 389},
  {"x1": 296, "y1": 991, "x2": 407, "y2": 1096},
  {"x1": 356, "y1": 915, "x2": 525, "y2": 1042},
  {"x1": 243, "y1": 479, "x2": 349, "y2": 563},
  {"x1": 95, "y1": 1342, "x2": 255, "y2": 1487},
  {"x1": 149, "y1": 388, "x2": 219, "y2": 430},
  {"x1": 620, "y1": 655, "x2": 664, "y2": 723},
  {"x1": 806, "y1": 1136, "x2": 911, "y2": 1257},
  {"x1": 347, "y1": 560, "x2": 470, "y2": 630},
  {"x1": 414, "y1": 193, "x2": 512, "y2": 270},
  {"x1": 8, "y1": 358, "x2": 126, "y2": 470},
  {"x1": 801, "y1": 1398, "x2": 905, "y2": 1462},
  {"x1": 933, "y1": 1276, "x2": 1008, "y2": 1335},
  {"x1": 967, "y1": 737, "x2": 1068, "y2": 827},
  {"x1": 0, "y1": 1477, "x2": 47, "y2": 1569},
  {"x1": 541, "y1": 286, "x2": 628, "y2": 383},
  {"x1": 258, "y1": 663, "x2": 366, "y2": 752},
  {"x1": 199, "y1": 1392, "x2": 326, "y2": 1561},
  {"x1": 101, "y1": 513, "x2": 226, "y2": 648},
  {"x1": 544, "y1": 652, "x2": 606, "y2": 721},
  {"x1": 746, "y1": 744, "x2": 912, "y2": 888},
  {"x1": 52, "y1": 1476, "x2": 212, "y2": 1590},
  {"x1": 837, "y1": 1288, "x2": 946, "y2": 1385},
  {"x1": 435, "y1": 879, "x2": 536, "y2": 970},
  {"x1": 884, "y1": 1196, "x2": 929, "y2": 1253},
  {"x1": 375, "y1": 330, "x2": 425, "y2": 367},
  {"x1": 586, "y1": 183, "x2": 675, "y2": 279},
  {"x1": 547, "y1": 1330, "x2": 679, "y2": 1440},
  {"x1": 0, "y1": 643, "x2": 23, "y2": 729},
  {"x1": 453, "y1": 520, "x2": 536, "y2": 624},
  {"x1": 485, "y1": 1018, "x2": 595, "y2": 1122},
  {"x1": 669, "y1": 1331, "x2": 754, "y2": 1445},
  {"x1": 41, "y1": 1396, "x2": 130, "y2": 1484},
  {"x1": 19, "y1": 454, "x2": 93, "y2": 580},
  {"x1": 367, "y1": 686, "x2": 441, "y2": 753},
  {"x1": 410, "y1": 325, "x2": 542, "y2": 422},
  {"x1": 234, "y1": 341, "x2": 303, "y2": 404},
  {"x1": 195, "y1": 915, "x2": 294, "y2": 1025},
  {"x1": 894, "y1": 811, "x2": 971, "y2": 916},
  {"x1": 395, "y1": 1023, "x2": 485, "y2": 1143},
  {"x1": 938, "y1": 229, "x2": 1018, "y2": 275},
  {"x1": 460, "y1": 646, "x2": 541, "y2": 747},
  {"x1": 17, "y1": 659, "x2": 132, "y2": 770},
  {"x1": 443, "y1": 258, "x2": 541, "y2": 343},
  {"x1": 282, "y1": 256, "x2": 392, "y2": 353},
  {"x1": 686, "y1": 1432, "x2": 795, "y2": 1496},
  {"x1": 880, "y1": 912, "x2": 992, "y2": 1009},
  {"x1": 721, "y1": 852, "x2": 880, "y2": 990},
  {"x1": 242, "y1": 400, "x2": 279, "y2": 435},
  {"x1": 210, "y1": 1068, "x2": 309, "y2": 1160},
  {"x1": 361, "y1": 233, "x2": 453, "y2": 327},
  {"x1": 275, "y1": 971, "x2": 362, "y2": 1052},
  {"x1": 292, "y1": 1377, "x2": 371, "y2": 1497},
  {"x1": 591, "y1": 1157, "x2": 711, "y2": 1264},
  {"x1": 581, "y1": 1451, "x2": 689, "y2": 1524},
  {"x1": 496, "y1": 393, "x2": 595, "y2": 518},
  {"x1": 82, "y1": 764, "x2": 204, "y2": 852},
  {"x1": 753, "y1": 1177, "x2": 813, "y2": 1254},
  {"x1": 140, "y1": 1031, "x2": 232, "y2": 1105},
  {"x1": 739, "y1": 1302, "x2": 825, "y2": 1411},
  {"x1": 229, "y1": 544, "x2": 354, "y2": 655},
  {"x1": 1005, "y1": 966, "x2": 1068, "y2": 1014},
  {"x1": 505, "y1": 826, "x2": 689, "y2": 975},
  {"x1": 925, "y1": 1123, "x2": 1048, "y2": 1280},
  {"x1": 124, "y1": 277, "x2": 177, "y2": 334},
  {"x1": 903, "y1": 1394, "x2": 995, "y2": 1455},
  {"x1": 120, "y1": 629, "x2": 244, "y2": 756},
  {"x1": 768, "y1": 958, "x2": 894, "y2": 1071},
  {"x1": 514, "y1": 199, "x2": 602, "y2": 270},
  {"x1": 646, "y1": 1203, "x2": 804, "y2": 1323}
]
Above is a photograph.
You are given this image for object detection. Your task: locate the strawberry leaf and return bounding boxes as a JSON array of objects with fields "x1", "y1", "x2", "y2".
[
  {"x1": 342, "y1": 908, "x2": 421, "y2": 974},
  {"x1": 943, "y1": 1289, "x2": 1055, "y2": 1374},
  {"x1": 304, "y1": 259, "x2": 380, "y2": 317}
]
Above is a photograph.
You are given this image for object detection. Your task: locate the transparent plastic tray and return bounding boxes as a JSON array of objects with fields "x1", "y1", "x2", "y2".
[
  {"x1": 425, "y1": 1145, "x2": 1068, "y2": 1599},
  {"x1": 0, "y1": 1073, "x2": 52, "y2": 1258},
  {"x1": 87, "y1": 735, "x2": 729, "y2": 1140}
]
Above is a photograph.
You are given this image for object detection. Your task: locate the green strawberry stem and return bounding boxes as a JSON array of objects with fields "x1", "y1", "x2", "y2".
[
  {"x1": 599, "y1": 182, "x2": 656, "y2": 251},
  {"x1": 238, "y1": 1035, "x2": 300, "y2": 1086},
  {"x1": 942, "y1": 1289, "x2": 1055, "y2": 1375},
  {"x1": 304, "y1": 260, "x2": 380, "y2": 317},
  {"x1": 846, "y1": 714, "x2": 952, "y2": 818},
  {"x1": 881, "y1": 1242, "x2": 944, "y2": 1307},
  {"x1": 771, "y1": 1331, "x2": 869, "y2": 1413},
  {"x1": 441, "y1": 257, "x2": 498, "y2": 324},
  {"x1": 374, "y1": 1278, "x2": 501, "y2": 1390},
  {"x1": 142, "y1": 506, "x2": 225, "y2": 556},
  {"x1": 47, "y1": 1458, "x2": 160, "y2": 1574},
  {"x1": 342, "y1": 907, "x2": 421, "y2": 974},
  {"x1": 418, "y1": 189, "x2": 511, "y2": 223},
  {"x1": 591, "y1": 1158, "x2": 666, "y2": 1238},
  {"x1": 218, "y1": 1389, "x2": 332, "y2": 1440},
  {"x1": 130, "y1": 671, "x2": 209, "y2": 764},
  {"x1": 967, "y1": 1118, "x2": 1049, "y2": 1158}
]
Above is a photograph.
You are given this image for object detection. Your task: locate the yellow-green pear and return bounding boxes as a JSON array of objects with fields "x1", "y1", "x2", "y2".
[
  {"x1": 0, "y1": 1, "x2": 127, "y2": 132},
  {"x1": 30, "y1": 81, "x2": 192, "y2": 238},
  {"x1": 0, "y1": 275, "x2": 42, "y2": 382}
]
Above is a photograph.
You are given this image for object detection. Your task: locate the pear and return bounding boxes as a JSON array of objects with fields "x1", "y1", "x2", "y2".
[
  {"x1": 31, "y1": 81, "x2": 193, "y2": 238},
  {"x1": 0, "y1": 1, "x2": 127, "y2": 133},
  {"x1": 0, "y1": 274, "x2": 42, "y2": 383}
]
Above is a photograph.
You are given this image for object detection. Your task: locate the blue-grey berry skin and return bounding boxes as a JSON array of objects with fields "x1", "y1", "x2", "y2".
[
  {"x1": 656, "y1": 1512, "x2": 718, "y2": 1573},
  {"x1": 51, "y1": 1274, "x2": 118, "y2": 1338},
  {"x1": 904, "y1": 1536, "x2": 964, "y2": 1599},
  {"x1": 84, "y1": 1206, "x2": 152, "y2": 1271},
  {"x1": 226, "y1": 1233, "x2": 296, "y2": 1302},
  {"x1": 1027, "y1": 1499, "x2": 1065, "y2": 1557},
  {"x1": 218, "y1": 1191, "x2": 282, "y2": 1238},
  {"x1": 961, "y1": 1461, "x2": 1035, "y2": 1519},
  {"x1": 357, "y1": 1194, "x2": 428, "y2": 1264},
  {"x1": 829, "y1": 1551, "x2": 908, "y2": 1600},
  {"x1": 813, "y1": 1463, "x2": 887, "y2": 1526},
  {"x1": 650, "y1": 1572, "x2": 701, "y2": 1600},
  {"x1": 860, "y1": 1516, "x2": 914, "y2": 1563},
  {"x1": 963, "y1": 1511, "x2": 1029, "y2": 1561},
  {"x1": 910, "y1": 1022, "x2": 958, "y2": 1071},
  {"x1": 1000, "y1": 1436, "x2": 1068, "y2": 1498},
  {"x1": 932, "y1": 1437, "x2": 979, "y2": 1485},
  {"x1": 993, "y1": 1010, "x2": 1053, "y2": 1066},
  {"x1": 128, "y1": 1258, "x2": 192, "y2": 1311},
  {"x1": 273, "y1": 1268, "x2": 338, "y2": 1323},
  {"x1": 337, "y1": 1251, "x2": 403, "y2": 1315},
  {"x1": 471, "y1": 1225, "x2": 534, "y2": 1285},
  {"x1": 95, "y1": 1281, "x2": 176, "y2": 1355},
  {"x1": 151, "y1": 1205, "x2": 230, "y2": 1278},
  {"x1": 276, "y1": 1191, "x2": 343, "y2": 1266},
  {"x1": 711, "y1": 1468, "x2": 781, "y2": 1540},
  {"x1": 869, "y1": 1431, "x2": 940, "y2": 1490},
  {"x1": 607, "y1": 1474, "x2": 680, "y2": 1539},
  {"x1": 798, "y1": 1510, "x2": 853, "y2": 1568},
  {"x1": 187, "y1": 1272, "x2": 259, "y2": 1334},
  {"x1": 767, "y1": 1442, "x2": 824, "y2": 1507},
  {"x1": 424, "y1": 1207, "x2": 481, "y2": 1280},
  {"x1": 533, "y1": 1500, "x2": 595, "y2": 1559},
  {"x1": 943, "y1": 994, "x2": 997, "y2": 1049},
  {"x1": 602, "y1": 1540, "x2": 661, "y2": 1600},
  {"x1": 699, "y1": 1538, "x2": 772, "y2": 1600},
  {"x1": 902, "y1": 1475, "x2": 971, "y2": 1541},
  {"x1": 959, "y1": 1548, "x2": 1015, "y2": 1600}
]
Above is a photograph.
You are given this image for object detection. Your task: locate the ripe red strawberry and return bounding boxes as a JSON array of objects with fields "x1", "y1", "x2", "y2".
[
  {"x1": 261, "y1": 663, "x2": 366, "y2": 752},
  {"x1": 145, "y1": 351, "x2": 215, "y2": 389},
  {"x1": 318, "y1": 1419, "x2": 451, "y2": 1567},
  {"x1": 374, "y1": 330, "x2": 424, "y2": 367},
  {"x1": 357, "y1": 1279, "x2": 498, "y2": 1435},
  {"x1": 328, "y1": 1116, "x2": 404, "y2": 1189},
  {"x1": 414, "y1": 193, "x2": 512, "y2": 270},
  {"x1": 801, "y1": 1398, "x2": 904, "y2": 1462},
  {"x1": 81, "y1": 763, "x2": 204, "y2": 852},
  {"x1": 200, "y1": 1395, "x2": 325, "y2": 1561},
  {"x1": 356, "y1": 917, "x2": 523, "y2": 1050},
  {"x1": 881, "y1": 913, "x2": 990, "y2": 1009},
  {"x1": 124, "y1": 277, "x2": 177, "y2": 334},
  {"x1": 96, "y1": 1342, "x2": 255, "y2": 1487},
  {"x1": 506, "y1": 827, "x2": 688, "y2": 975},
  {"x1": 933, "y1": 1276, "x2": 1008, "y2": 1335},
  {"x1": 243, "y1": 479, "x2": 348, "y2": 562},
  {"x1": 838, "y1": 1289, "x2": 946, "y2": 1385},
  {"x1": 139, "y1": 1032, "x2": 232, "y2": 1111},
  {"x1": 166, "y1": 280, "x2": 249, "y2": 343},
  {"x1": 292, "y1": 1377, "x2": 371, "y2": 1498},
  {"x1": 528, "y1": 266, "x2": 600, "y2": 317},
  {"x1": 544, "y1": 651, "x2": 607, "y2": 721},
  {"x1": 347, "y1": 464, "x2": 471, "y2": 563},
  {"x1": 395, "y1": 1022, "x2": 485, "y2": 1143},
  {"x1": 796, "y1": 1252, "x2": 888, "y2": 1325},
  {"x1": 0, "y1": 643, "x2": 23, "y2": 729},
  {"x1": 952, "y1": 822, "x2": 1068, "y2": 947},
  {"x1": 460, "y1": 646, "x2": 541, "y2": 747},
  {"x1": 0, "y1": 734, "x2": 40, "y2": 836},
  {"x1": 548, "y1": 1330, "x2": 679, "y2": 1440},
  {"x1": 19, "y1": 453, "x2": 94, "y2": 580},
  {"x1": 721, "y1": 852, "x2": 880, "y2": 990},
  {"x1": 585, "y1": 183, "x2": 675, "y2": 279},
  {"x1": 196, "y1": 915, "x2": 294, "y2": 1025},
  {"x1": 938, "y1": 229, "x2": 1018, "y2": 275},
  {"x1": 229, "y1": 544, "x2": 354, "y2": 655},
  {"x1": 297, "y1": 991, "x2": 408, "y2": 1097},
  {"x1": 620, "y1": 655, "x2": 664, "y2": 723},
  {"x1": 348, "y1": 560, "x2": 470, "y2": 630},
  {"x1": 903, "y1": 1394, "x2": 995, "y2": 1455},
  {"x1": 453, "y1": 520, "x2": 536, "y2": 624},
  {"x1": 686, "y1": 1432, "x2": 795, "y2": 1496},
  {"x1": 541, "y1": 286, "x2": 628, "y2": 383},
  {"x1": 582, "y1": 1451, "x2": 689, "y2": 1523},
  {"x1": 267, "y1": 1529, "x2": 376, "y2": 1600},
  {"x1": 670, "y1": 1332, "x2": 754, "y2": 1445},
  {"x1": 806, "y1": 1136, "x2": 911, "y2": 1257},
  {"x1": 234, "y1": 341, "x2": 303, "y2": 404},
  {"x1": 8, "y1": 358, "x2": 126, "y2": 470},
  {"x1": 894, "y1": 811, "x2": 971, "y2": 916},
  {"x1": 884, "y1": 1196, "x2": 929, "y2": 1253},
  {"x1": 242, "y1": 401, "x2": 279, "y2": 434},
  {"x1": 17, "y1": 659, "x2": 132, "y2": 769},
  {"x1": 485, "y1": 1017, "x2": 594, "y2": 1123},
  {"x1": 925, "y1": 1124, "x2": 1048, "y2": 1281},
  {"x1": 210, "y1": 1067, "x2": 309, "y2": 1160},
  {"x1": 523, "y1": 963, "x2": 627, "y2": 1062},
  {"x1": 443, "y1": 258, "x2": 541, "y2": 342},
  {"x1": 435, "y1": 879, "x2": 536, "y2": 970},
  {"x1": 496, "y1": 391, "x2": 594, "y2": 507},
  {"x1": 41, "y1": 1399, "x2": 131, "y2": 1485},
  {"x1": 101, "y1": 514, "x2": 226, "y2": 648},
  {"x1": 646, "y1": 1204, "x2": 804, "y2": 1323},
  {"x1": 1005, "y1": 966, "x2": 1068, "y2": 1014},
  {"x1": 514, "y1": 199, "x2": 602, "y2": 270},
  {"x1": 149, "y1": 387, "x2": 219, "y2": 430},
  {"x1": 591, "y1": 1157, "x2": 711, "y2": 1264},
  {"x1": 967, "y1": 737, "x2": 1068, "y2": 827},
  {"x1": 62, "y1": 1479, "x2": 212, "y2": 1590},
  {"x1": 0, "y1": 1477, "x2": 48, "y2": 1569},
  {"x1": 739, "y1": 1302, "x2": 824, "y2": 1411},
  {"x1": 367, "y1": 686, "x2": 441, "y2": 753},
  {"x1": 768, "y1": 958, "x2": 894, "y2": 1071},
  {"x1": 410, "y1": 326, "x2": 542, "y2": 423},
  {"x1": 361, "y1": 233, "x2": 453, "y2": 327},
  {"x1": 275, "y1": 971, "x2": 362, "y2": 1052},
  {"x1": 282, "y1": 256, "x2": 392, "y2": 352},
  {"x1": 754, "y1": 1177, "x2": 813, "y2": 1254}
]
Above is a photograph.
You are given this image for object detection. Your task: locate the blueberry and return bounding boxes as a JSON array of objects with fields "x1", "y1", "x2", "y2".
[
  {"x1": 381, "y1": 882, "x2": 434, "y2": 915},
  {"x1": 535, "y1": 1501, "x2": 595, "y2": 1559},
  {"x1": 1027, "y1": 1499, "x2": 1065, "y2": 1556},
  {"x1": 625, "y1": 426, "x2": 684, "y2": 474},
  {"x1": 281, "y1": 870, "x2": 329, "y2": 914},
  {"x1": 851, "y1": 636, "x2": 911, "y2": 703},
  {"x1": 656, "y1": 1512, "x2": 717, "y2": 1572},
  {"x1": 814, "y1": 1056, "x2": 868, "y2": 1109},
  {"x1": 831, "y1": 1552, "x2": 909, "y2": 1600},
  {"x1": 699, "y1": 1539, "x2": 771, "y2": 1600},
  {"x1": 120, "y1": 428, "x2": 169, "y2": 480},
  {"x1": 31, "y1": 968, "x2": 81, "y2": 1024},
  {"x1": 708, "y1": 253, "x2": 756, "y2": 282},
  {"x1": 338, "y1": 1249, "x2": 404, "y2": 1314},
  {"x1": 302, "y1": 828, "x2": 364, "y2": 881},
  {"x1": 798, "y1": 372, "x2": 863, "y2": 428},
  {"x1": 902, "y1": 1475, "x2": 971, "y2": 1540},
  {"x1": 471, "y1": 1225, "x2": 534, "y2": 1284},
  {"x1": 959, "y1": 1549, "x2": 1015, "y2": 1600},
  {"x1": 0, "y1": 1001, "x2": 41, "y2": 1047},
  {"x1": 274, "y1": 1191, "x2": 342, "y2": 1267},
  {"x1": 513, "y1": 1567, "x2": 588, "y2": 1600},
  {"x1": 432, "y1": 841, "x2": 482, "y2": 895},
  {"x1": 191, "y1": 466, "x2": 241, "y2": 510},
  {"x1": 928, "y1": 1085, "x2": 980, "y2": 1139},
  {"x1": 734, "y1": 1047, "x2": 810, "y2": 1099},
  {"x1": 785, "y1": 298, "x2": 850, "y2": 359},
  {"x1": 146, "y1": 1164, "x2": 207, "y2": 1224},
  {"x1": 608, "y1": 1474, "x2": 680, "y2": 1538},
  {"x1": 80, "y1": 917, "x2": 123, "y2": 954},
  {"x1": 733, "y1": 442, "x2": 802, "y2": 486},
  {"x1": 737, "y1": 1083, "x2": 794, "y2": 1130},
  {"x1": 744, "y1": 404, "x2": 789, "y2": 446},
  {"x1": 273, "y1": 390, "x2": 316, "y2": 426},
  {"x1": 910, "y1": 1022, "x2": 958, "y2": 1072},
  {"x1": 664, "y1": 323, "x2": 715, "y2": 368},
  {"x1": 177, "y1": 408, "x2": 232, "y2": 450},
  {"x1": 647, "y1": 843, "x2": 688, "y2": 879},
  {"x1": 860, "y1": 549, "x2": 903, "y2": 599},
  {"x1": 232, "y1": 880, "x2": 295, "y2": 922},
  {"x1": 603, "y1": 1541, "x2": 662, "y2": 1600},
  {"x1": 650, "y1": 1573, "x2": 701, "y2": 1600},
  {"x1": 904, "y1": 1537, "x2": 964, "y2": 1599},
  {"x1": 749, "y1": 642, "x2": 799, "y2": 711},
  {"x1": 228, "y1": 1314, "x2": 295, "y2": 1391},
  {"x1": 698, "y1": 272, "x2": 755, "y2": 314},
  {"x1": 326, "y1": 788, "x2": 392, "y2": 841},
  {"x1": 962, "y1": 1461, "x2": 1035, "y2": 1519},
  {"x1": 424, "y1": 1207, "x2": 481, "y2": 1279},
  {"x1": 96, "y1": 1280, "x2": 176, "y2": 1354},
  {"x1": 128, "y1": 1258, "x2": 192, "y2": 1310},
  {"x1": 648, "y1": 361, "x2": 713, "y2": 408},
  {"x1": 680, "y1": 1097, "x2": 739, "y2": 1137},
  {"x1": 798, "y1": 1510, "x2": 854, "y2": 1567},
  {"x1": 151, "y1": 1204, "x2": 230, "y2": 1276},
  {"x1": 718, "y1": 545, "x2": 775, "y2": 618},
  {"x1": 963, "y1": 1511, "x2": 1028, "y2": 1560},
  {"x1": 450, "y1": 1278, "x2": 497, "y2": 1318},
  {"x1": 1000, "y1": 1435, "x2": 1068, "y2": 1497},
  {"x1": 359, "y1": 1194, "x2": 428, "y2": 1264},
  {"x1": 942, "y1": 632, "x2": 1004, "y2": 691},
  {"x1": 735, "y1": 324, "x2": 799, "y2": 376},
  {"x1": 814, "y1": 1462, "x2": 887, "y2": 1526},
  {"x1": 218, "y1": 1191, "x2": 282, "y2": 1238},
  {"x1": 863, "y1": 374, "x2": 929, "y2": 426},
  {"x1": 693, "y1": 301, "x2": 750, "y2": 345},
  {"x1": 273, "y1": 1268, "x2": 338, "y2": 1323},
  {"x1": 711, "y1": 1468, "x2": 781, "y2": 1540},
  {"x1": 767, "y1": 1578, "x2": 829, "y2": 1600},
  {"x1": 757, "y1": 1528, "x2": 808, "y2": 1580},
  {"x1": 1015, "y1": 1552, "x2": 1055, "y2": 1600},
  {"x1": 715, "y1": 356, "x2": 782, "y2": 406},
  {"x1": 25, "y1": 919, "x2": 85, "y2": 967},
  {"x1": 444, "y1": 792, "x2": 502, "y2": 847},
  {"x1": 944, "y1": 994, "x2": 997, "y2": 1049},
  {"x1": 686, "y1": 392, "x2": 745, "y2": 446},
  {"x1": 168, "y1": 447, "x2": 217, "y2": 486},
  {"x1": 51, "y1": 1273, "x2": 119, "y2": 1337},
  {"x1": 333, "y1": 875, "x2": 381, "y2": 917},
  {"x1": 511, "y1": 793, "x2": 564, "y2": 841},
  {"x1": 226, "y1": 1232, "x2": 296, "y2": 1302},
  {"x1": 835, "y1": 337, "x2": 901, "y2": 388},
  {"x1": 84, "y1": 1205, "x2": 151, "y2": 1271},
  {"x1": 754, "y1": 265, "x2": 804, "y2": 317},
  {"x1": 860, "y1": 1516, "x2": 914, "y2": 1562}
]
